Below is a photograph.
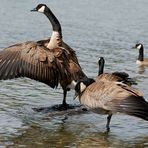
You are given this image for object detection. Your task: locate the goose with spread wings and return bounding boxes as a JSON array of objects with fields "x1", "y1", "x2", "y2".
[{"x1": 0, "y1": 4, "x2": 86, "y2": 108}]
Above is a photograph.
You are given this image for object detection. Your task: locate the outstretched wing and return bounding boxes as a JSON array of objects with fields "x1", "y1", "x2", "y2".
[{"x1": 0, "y1": 41, "x2": 70, "y2": 88}]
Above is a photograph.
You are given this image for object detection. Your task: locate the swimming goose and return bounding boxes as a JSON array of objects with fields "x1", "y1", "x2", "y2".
[
  {"x1": 96, "y1": 57, "x2": 137, "y2": 85},
  {"x1": 134, "y1": 43, "x2": 148, "y2": 66},
  {"x1": 0, "y1": 4, "x2": 86, "y2": 108},
  {"x1": 75, "y1": 78, "x2": 148, "y2": 131}
]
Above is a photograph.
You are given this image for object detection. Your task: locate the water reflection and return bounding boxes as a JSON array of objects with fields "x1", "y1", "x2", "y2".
[
  {"x1": 138, "y1": 65, "x2": 145, "y2": 74},
  {"x1": 9, "y1": 122, "x2": 148, "y2": 147},
  {"x1": 1, "y1": 0, "x2": 148, "y2": 147}
]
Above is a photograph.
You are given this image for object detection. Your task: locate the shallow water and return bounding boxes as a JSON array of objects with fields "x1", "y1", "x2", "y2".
[{"x1": 0, "y1": 0, "x2": 148, "y2": 147}]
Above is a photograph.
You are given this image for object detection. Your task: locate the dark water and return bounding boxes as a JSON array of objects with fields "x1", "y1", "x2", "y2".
[{"x1": 0, "y1": 0, "x2": 148, "y2": 147}]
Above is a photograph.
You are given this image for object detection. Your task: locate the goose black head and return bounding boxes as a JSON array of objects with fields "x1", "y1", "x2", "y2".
[
  {"x1": 31, "y1": 4, "x2": 47, "y2": 13},
  {"x1": 74, "y1": 78, "x2": 95, "y2": 99},
  {"x1": 134, "y1": 43, "x2": 143, "y2": 50},
  {"x1": 98, "y1": 57, "x2": 105, "y2": 66}
]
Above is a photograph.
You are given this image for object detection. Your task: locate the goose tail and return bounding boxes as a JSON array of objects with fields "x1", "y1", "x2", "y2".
[{"x1": 122, "y1": 78, "x2": 138, "y2": 86}]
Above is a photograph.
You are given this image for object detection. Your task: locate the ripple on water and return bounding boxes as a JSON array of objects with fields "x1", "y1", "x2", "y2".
[{"x1": 0, "y1": 0, "x2": 148, "y2": 147}]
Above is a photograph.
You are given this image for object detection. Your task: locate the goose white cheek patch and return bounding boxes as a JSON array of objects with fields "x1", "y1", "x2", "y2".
[
  {"x1": 38, "y1": 6, "x2": 45, "y2": 13},
  {"x1": 137, "y1": 44, "x2": 142, "y2": 50},
  {"x1": 80, "y1": 83, "x2": 86, "y2": 92}
]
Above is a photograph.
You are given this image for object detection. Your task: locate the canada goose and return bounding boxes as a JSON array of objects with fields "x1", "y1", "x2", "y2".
[
  {"x1": 31, "y1": 4, "x2": 62, "y2": 49},
  {"x1": 75, "y1": 78, "x2": 148, "y2": 131},
  {"x1": 31, "y1": 4, "x2": 87, "y2": 106},
  {"x1": 134, "y1": 43, "x2": 148, "y2": 66},
  {"x1": 96, "y1": 57, "x2": 137, "y2": 85},
  {"x1": 0, "y1": 4, "x2": 86, "y2": 109}
]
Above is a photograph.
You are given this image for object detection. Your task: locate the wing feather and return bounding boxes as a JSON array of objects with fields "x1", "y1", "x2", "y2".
[
  {"x1": 80, "y1": 81, "x2": 143, "y2": 111},
  {"x1": 0, "y1": 41, "x2": 71, "y2": 88}
]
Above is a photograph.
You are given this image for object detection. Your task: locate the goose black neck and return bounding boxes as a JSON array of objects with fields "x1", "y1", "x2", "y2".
[
  {"x1": 44, "y1": 7, "x2": 62, "y2": 38},
  {"x1": 138, "y1": 47, "x2": 144, "y2": 61},
  {"x1": 98, "y1": 62, "x2": 104, "y2": 76}
]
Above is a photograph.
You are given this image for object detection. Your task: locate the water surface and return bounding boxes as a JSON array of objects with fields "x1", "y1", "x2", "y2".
[{"x1": 0, "y1": 0, "x2": 148, "y2": 147}]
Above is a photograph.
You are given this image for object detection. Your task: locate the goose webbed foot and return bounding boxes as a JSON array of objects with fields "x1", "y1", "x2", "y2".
[
  {"x1": 56, "y1": 103, "x2": 72, "y2": 111},
  {"x1": 82, "y1": 107, "x2": 88, "y2": 111}
]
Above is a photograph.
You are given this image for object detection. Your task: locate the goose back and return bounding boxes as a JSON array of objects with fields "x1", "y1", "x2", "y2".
[
  {"x1": 96, "y1": 57, "x2": 136, "y2": 85},
  {"x1": 136, "y1": 58, "x2": 148, "y2": 66},
  {"x1": 96, "y1": 72, "x2": 129, "y2": 83},
  {"x1": 79, "y1": 81, "x2": 144, "y2": 113}
]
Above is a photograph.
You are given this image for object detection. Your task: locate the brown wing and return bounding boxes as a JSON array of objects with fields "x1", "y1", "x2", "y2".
[
  {"x1": 79, "y1": 81, "x2": 143, "y2": 110},
  {"x1": 80, "y1": 81, "x2": 148, "y2": 120},
  {"x1": 37, "y1": 38, "x2": 86, "y2": 81},
  {"x1": 112, "y1": 72, "x2": 129, "y2": 79},
  {"x1": 0, "y1": 41, "x2": 70, "y2": 88}
]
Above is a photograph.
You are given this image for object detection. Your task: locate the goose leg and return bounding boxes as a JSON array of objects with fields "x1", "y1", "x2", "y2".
[
  {"x1": 62, "y1": 90, "x2": 68, "y2": 106},
  {"x1": 106, "y1": 114, "x2": 112, "y2": 132}
]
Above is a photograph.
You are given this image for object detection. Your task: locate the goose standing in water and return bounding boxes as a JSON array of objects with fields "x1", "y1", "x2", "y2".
[
  {"x1": 0, "y1": 4, "x2": 86, "y2": 109},
  {"x1": 133, "y1": 43, "x2": 148, "y2": 66},
  {"x1": 31, "y1": 4, "x2": 87, "y2": 107},
  {"x1": 96, "y1": 57, "x2": 137, "y2": 85},
  {"x1": 75, "y1": 78, "x2": 148, "y2": 131}
]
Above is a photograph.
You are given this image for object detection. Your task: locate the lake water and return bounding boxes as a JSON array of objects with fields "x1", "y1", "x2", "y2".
[{"x1": 0, "y1": 0, "x2": 148, "y2": 147}]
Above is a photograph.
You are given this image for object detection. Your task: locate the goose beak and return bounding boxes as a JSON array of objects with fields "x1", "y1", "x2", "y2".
[
  {"x1": 30, "y1": 8, "x2": 37, "y2": 12},
  {"x1": 73, "y1": 92, "x2": 79, "y2": 100}
]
